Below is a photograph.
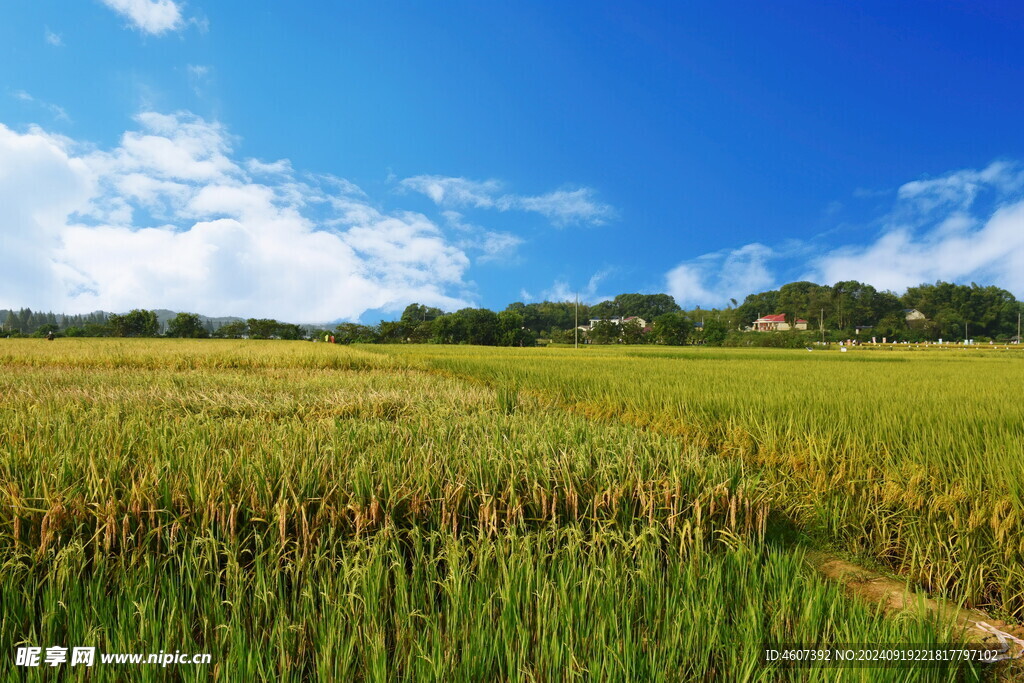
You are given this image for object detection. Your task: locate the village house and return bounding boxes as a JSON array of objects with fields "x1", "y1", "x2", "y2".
[
  {"x1": 751, "y1": 314, "x2": 808, "y2": 332},
  {"x1": 903, "y1": 308, "x2": 926, "y2": 322}
]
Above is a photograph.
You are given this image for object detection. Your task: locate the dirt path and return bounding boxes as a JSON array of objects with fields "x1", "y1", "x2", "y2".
[{"x1": 807, "y1": 550, "x2": 1024, "y2": 672}]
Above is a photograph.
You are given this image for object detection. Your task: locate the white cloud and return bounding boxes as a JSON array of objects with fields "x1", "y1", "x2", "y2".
[
  {"x1": 666, "y1": 243, "x2": 775, "y2": 308},
  {"x1": 0, "y1": 113, "x2": 478, "y2": 321},
  {"x1": 894, "y1": 161, "x2": 1023, "y2": 215},
  {"x1": 11, "y1": 90, "x2": 70, "y2": 122},
  {"x1": 245, "y1": 158, "x2": 293, "y2": 176},
  {"x1": 661, "y1": 162, "x2": 1024, "y2": 309},
  {"x1": 44, "y1": 28, "x2": 63, "y2": 47},
  {"x1": 400, "y1": 176, "x2": 502, "y2": 208},
  {"x1": 107, "y1": 112, "x2": 238, "y2": 183},
  {"x1": 807, "y1": 162, "x2": 1024, "y2": 295},
  {"x1": 475, "y1": 231, "x2": 524, "y2": 263},
  {"x1": 401, "y1": 175, "x2": 615, "y2": 226},
  {"x1": 442, "y1": 211, "x2": 522, "y2": 263},
  {"x1": 499, "y1": 188, "x2": 615, "y2": 226},
  {"x1": 100, "y1": 0, "x2": 185, "y2": 35},
  {"x1": 186, "y1": 64, "x2": 212, "y2": 97},
  {"x1": 0, "y1": 124, "x2": 94, "y2": 306},
  {"x1": 541, "y1": 269, "x2": 613, "y2": 303}
]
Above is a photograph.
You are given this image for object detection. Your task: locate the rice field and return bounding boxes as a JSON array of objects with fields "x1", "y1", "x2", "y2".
[
  {"x1": 378, "y1": 344, "x2": 1024, "y2": 619},
  {"x1": 2, "y1": 338, "x2": 1020, "y2": 680}
]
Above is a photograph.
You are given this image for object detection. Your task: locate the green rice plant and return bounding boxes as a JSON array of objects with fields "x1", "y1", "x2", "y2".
[
  {"x1": 495, "y1": 383, "x2": 519, "y2": 415},
  {"x1": 0, "y1": 528, "x2": 981, "y2": 682}
]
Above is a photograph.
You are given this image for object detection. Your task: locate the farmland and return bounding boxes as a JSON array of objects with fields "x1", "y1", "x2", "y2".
[
  {"x1": 2, "y1": 339, "x2": 1022, "y2": 680},
  {"x1": 381, "y1": 344, "x2": 1024, "y2": 616}
]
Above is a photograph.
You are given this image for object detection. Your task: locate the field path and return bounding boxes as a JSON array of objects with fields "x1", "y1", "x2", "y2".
[{"x1": 808, "y1": 552, "x2": 1024, "y2": 645}]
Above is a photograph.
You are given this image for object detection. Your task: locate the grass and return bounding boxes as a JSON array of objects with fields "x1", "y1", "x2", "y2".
[{"x1": 0, "y1": 338, "x2": 1014, "y2": 680}]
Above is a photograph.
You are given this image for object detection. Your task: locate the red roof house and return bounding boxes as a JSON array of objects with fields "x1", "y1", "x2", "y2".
[{"x1": 752, "y1": 314, "x2": 808, "y2": 332}]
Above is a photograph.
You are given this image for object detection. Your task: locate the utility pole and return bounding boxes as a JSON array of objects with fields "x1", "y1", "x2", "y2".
[
  {"x1": 574, "y1": 293, "x2": 579, "y2": 349},
  {"x1": 820, "y1": 308, "x2": 824, "y2": 344}
]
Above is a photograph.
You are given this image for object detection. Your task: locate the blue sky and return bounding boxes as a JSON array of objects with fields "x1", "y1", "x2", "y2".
[{"x1": 3, "y1": 1, "x2": 1024, "y2": 322}]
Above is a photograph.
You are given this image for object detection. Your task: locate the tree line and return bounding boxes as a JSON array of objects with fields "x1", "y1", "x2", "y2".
[
  {"x1": 2, "y1": 309, "x2": 110, "y2": 337},
  {"x1": 3, "y1": 280, "x2": 1021, "y2": 345},
  {"x1": 0, "y1": 309, "x2": 309, "y2": 340},
  {"x1": 729, "y1": 280, "x2": 1021, "y2": 342}
]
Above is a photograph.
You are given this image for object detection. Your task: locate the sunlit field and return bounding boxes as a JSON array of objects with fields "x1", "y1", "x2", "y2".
[{"x1": 3, "y1": 339, "x2": 1021, "y2": 680}]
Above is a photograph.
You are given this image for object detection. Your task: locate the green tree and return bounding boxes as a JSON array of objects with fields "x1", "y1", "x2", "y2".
[
  {"x1": 167, "y1": 312, "x2": 207, "y2": 338},
  {"x1": 109, "y1": 309, "x2": 159, "y2": 337},
  {"x1": 736, "y1": 291, "x2": 779, "y2": 328},
  {"x1": 830, "y1": 280, "x2": 878, "y2": 330},
  {"x1": 902, "y1": 281, "x2": 1018, "y2": 339},
  {"x1": 589, "y1": 320, "x2": 619, "y2": 344},
  {"x1": 407, "y1": 320, "x2": 435, "y2": 343},
  {"x1": 700, "y1": 318, "x2": 728, "y2": 345},
  {"x1": 82, "y1": 322, "x2": 111, "y2": 337},
  {"x1": 430, "y1": 315, "x2": 458, "y2": 344},
  {"x1": 589, "y1": 300, "x2": 620, "y2": 320},
  {"x1": 276, "y1": 323, "x2": 304, "y2": 340},
  {"x1": 246, "y1": 319, "x2": 282, "y2": 339},
  {"x1": 450, "y1": 308, "x2": 499, "y2": 345},
  {"x1": 505, "y1": 301, "x2": 588, "y2": 335},
  {"x1": 652, "y1": 313, "x2": 692, "y2": 345},
  {"x1": 778, "y1": 281, "x2": 821, "y2": 326},
  {"x1": 497, "y1": 310, "x2": 535, "y2": 346},
  {"x1": 32, "y1": 323, "x2": 60, "y2": 338},
  {"x1": 400, "y1": 303, "x2": 444, "y2": 324},
  {"x1": 214, "y1": 321, "x2": 248, "y2": 338},
  {"x1": 376, "y1": 320, "x2": 411, "y2": 343},
  {"x1": 334, "y1": 323, "x2": 377, "y2": 344},
  {"x1": 611, "y1": 293, "x2": 681, "y2": 321},
  {"x1": 620, "y1": 319, "x2": 646, "y2": 344},
  {"x1": 548, "y1": 328, "x2": 575, "y2": 344}
]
